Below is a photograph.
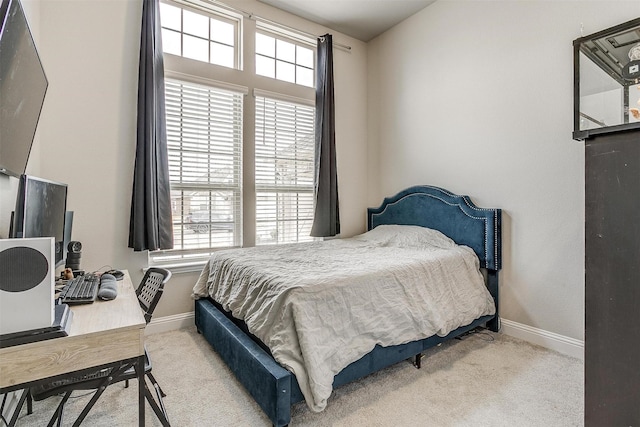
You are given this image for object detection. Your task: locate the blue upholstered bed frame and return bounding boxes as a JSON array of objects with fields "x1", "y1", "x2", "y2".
[{"x1": 194, "y1": 185, "x2": 502, "y2": 426}]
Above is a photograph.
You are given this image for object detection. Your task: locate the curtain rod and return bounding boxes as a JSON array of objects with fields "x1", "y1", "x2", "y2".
[{"x1": 182, "y1": 0, "x2": 352, "y2": 52}]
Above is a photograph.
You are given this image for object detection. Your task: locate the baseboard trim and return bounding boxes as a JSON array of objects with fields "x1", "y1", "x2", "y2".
[
  {"x1": 500, "y1": 318, "x2": 584, "y2": 360},
  {"x1": 146, "y1": 312, "x2": 195, "y2": 335},
  {"x1": 145, "y1": 313, "x2": 585, "y2": 360}
]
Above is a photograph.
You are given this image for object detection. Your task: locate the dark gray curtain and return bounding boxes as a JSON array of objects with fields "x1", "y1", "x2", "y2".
[
  {"x1": 310, "y1": 34, "x2": 340, "y2": 237},
  {"x1": 129, "y1": 0, "x2": 173, "y2": 251}
]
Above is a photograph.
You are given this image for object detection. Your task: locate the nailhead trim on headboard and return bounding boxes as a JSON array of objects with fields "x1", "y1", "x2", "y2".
[{"x1": 367, "y1": 186, "x2": 501, "y2": 271}]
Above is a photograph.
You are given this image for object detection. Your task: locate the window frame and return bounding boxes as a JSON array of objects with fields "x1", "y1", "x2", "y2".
[
  {"x1": 159, "y1": 0, "x2": 243, "y2": 70},
  {"x1": 152, "y1": 0, "x2": 317, "y2": 268},
  {"x1": 254, "y1": 29, "x2": 316, "y2": 87}
]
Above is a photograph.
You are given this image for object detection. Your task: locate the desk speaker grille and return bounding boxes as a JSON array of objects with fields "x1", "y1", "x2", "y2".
[{"x1": 0, "y1": 246, "x2": 49, "y2": 292}]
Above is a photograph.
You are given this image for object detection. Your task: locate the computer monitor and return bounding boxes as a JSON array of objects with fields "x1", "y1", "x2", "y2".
[{"x1": 12, "y1": 174, "x2": 68, "y2": 266}]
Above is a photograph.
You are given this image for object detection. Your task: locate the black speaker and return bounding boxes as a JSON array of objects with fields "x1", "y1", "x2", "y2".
[
  {"x1": 0, "y1": 237, "x2": 55, "y2": 334},
  {"x1": 65, "y1": 240, "x2": 81, "y2": 270}
]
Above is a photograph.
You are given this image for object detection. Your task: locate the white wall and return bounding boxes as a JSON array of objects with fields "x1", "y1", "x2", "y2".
[
  {"x1": 18, "y1": 0, "x2": 367, "y2": 318},
  {"x1": 367, "y1": 1, "x2": 640, "y2": 341}
]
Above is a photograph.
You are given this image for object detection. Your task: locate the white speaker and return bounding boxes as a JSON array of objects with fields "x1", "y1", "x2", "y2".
[{"x1": 0, "y1": 237, "x2": 55, "y2": 335}]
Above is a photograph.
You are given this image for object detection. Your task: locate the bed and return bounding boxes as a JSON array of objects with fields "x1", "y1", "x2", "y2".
[{"x1": 193, "y1": 185, "x2": 501, "y2": 426}]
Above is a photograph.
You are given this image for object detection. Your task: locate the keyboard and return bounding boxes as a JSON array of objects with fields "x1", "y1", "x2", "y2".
[{"x1": 60, "y1": 273, "x2": 100, "y2": 305}]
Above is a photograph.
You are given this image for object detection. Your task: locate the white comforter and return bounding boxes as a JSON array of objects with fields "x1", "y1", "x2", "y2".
[{"x1": 192, "y1": 225, "x2": 495, "y2": 412}]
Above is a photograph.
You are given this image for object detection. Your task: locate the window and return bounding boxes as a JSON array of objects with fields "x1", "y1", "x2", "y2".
[
  {"x1": 160, "y1": 2, "x2": 239, "y2": 69},
  {"x1": 158, "y1": 78, "x2": 243, "y2": 263},
  {"x1": 155, "y1": 1, "x2": 317, "y2": 266},
  {"x1": 255, "y1": 95, "x2": 315, "y2": 245},
  {"x1": 255, "y1": 32, "x2": 315, "y2": 87}
]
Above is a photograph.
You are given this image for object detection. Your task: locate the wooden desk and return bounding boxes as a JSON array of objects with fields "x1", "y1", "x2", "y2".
[{"x1": 0, "y1": 271, "x2": 146, "y2": 425}]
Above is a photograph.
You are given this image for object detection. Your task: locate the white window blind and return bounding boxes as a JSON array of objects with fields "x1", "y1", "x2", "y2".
[
  {"x1": 255, "y1": 96, "x2": 315, "y2": 245},
  {"x1": 153, "y1": 78, "x2": 243, "y2": 263}
]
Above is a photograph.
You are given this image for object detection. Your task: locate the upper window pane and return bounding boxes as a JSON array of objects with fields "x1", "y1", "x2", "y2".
[
  {"x1": 210, "y1": 42, "x2": 234, "y2": 68},
  {"x1": 256, "y1": 33, "x2": 275, "y2": 57},
  {"x1": 276, "y1": 39, "x2": 295, "y2": 62},
  {"x1": 160, "y1": 2, "x2": 239, "y2": 70},
  {"x1": 296, "y1": 66, "x2": 313, "y2": 87},
  {"x1": 183, "y1": 9, "x2": 209, "y2": 38},
  {"x1": 211, "y1": 19, "x2": 234, "y2": 45},
  {"x1": 297, "y1": 45, "x2": 313, "y2": 68},
  {"x1": 183, "y1": 34, "x2": 209, "y2": 62},
  {"x1": 256, "y1": 55, "x2": 275, "y2": 78},
  {"x1": 276, "y1": 61, "x2": 295, "y2": 83},
  {"x1": 162, "y1": 28, "x2": 181, "y2": 56},
  {"x1": 160, "y1": 3, "x2": 181, "y2": 31},
  {"x1": 255, "y1": 32, "x2": 315, "y2": 88}
]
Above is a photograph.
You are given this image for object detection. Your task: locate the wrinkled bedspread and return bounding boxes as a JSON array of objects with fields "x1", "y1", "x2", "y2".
[{"x1": 192, "y1": 225, "x2": 495, "y2": 412}]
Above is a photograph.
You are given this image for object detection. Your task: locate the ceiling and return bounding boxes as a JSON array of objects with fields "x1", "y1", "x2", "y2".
[{"x1": 257, "y1": 0, "x2": 435, "y2": 42}]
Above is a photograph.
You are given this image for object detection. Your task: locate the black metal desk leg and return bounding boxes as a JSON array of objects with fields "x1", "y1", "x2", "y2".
[
  {"x1": 8, "y1": 390, "x2": 29, "y2": 426},
  {"x1": 137, "y1": 354, "x2": 145, "y2": 426}
]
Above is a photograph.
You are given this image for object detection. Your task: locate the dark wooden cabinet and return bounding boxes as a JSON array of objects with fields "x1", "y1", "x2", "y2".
[{"x1": 585, "y1": 131, "x2": 640, "y2": 425}]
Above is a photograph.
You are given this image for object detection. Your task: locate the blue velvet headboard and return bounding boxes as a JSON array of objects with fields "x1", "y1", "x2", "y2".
[{"x1": 367, "y1": 186, "x2": 502, "y2": 271}]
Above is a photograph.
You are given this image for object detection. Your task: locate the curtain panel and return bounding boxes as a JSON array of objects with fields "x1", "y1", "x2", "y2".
[
  {"x1": 310, "y1": 34, "x2": 340, "y2": 237},
  {"x1": 129, "y1": 0, "x2": 173, "y2": 251}
]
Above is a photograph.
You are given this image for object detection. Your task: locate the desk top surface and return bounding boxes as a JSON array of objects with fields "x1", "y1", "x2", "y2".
[
  {"x1": 0, "y1": 270, "x2": 146, "y2": 390},
  {"x1": 67, "y1": 270, "x2": 146, "y2": 336}
]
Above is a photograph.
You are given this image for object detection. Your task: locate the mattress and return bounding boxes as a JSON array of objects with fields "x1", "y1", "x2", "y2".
[{"x1": 192, "y1": 225, "x2": 495, "y2": 412}]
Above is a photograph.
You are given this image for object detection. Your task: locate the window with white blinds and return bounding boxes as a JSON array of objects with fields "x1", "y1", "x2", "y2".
[
  {"x1": 255, "y1": 96, "x2": 315, "y2": 245},
  {"x1": 154, "y1": 0, "x2": 317, "y2": 267},
  {"x1": 156, "y1": 78, "x2": 243, "y2": 262}
]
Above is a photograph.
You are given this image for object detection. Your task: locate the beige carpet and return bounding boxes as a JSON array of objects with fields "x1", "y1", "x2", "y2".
[{"x1": 14, "y1": 328, "x2": 583, "y2": 426}]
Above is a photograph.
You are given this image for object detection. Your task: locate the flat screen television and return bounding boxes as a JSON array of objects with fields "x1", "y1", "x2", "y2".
[
  {"x1": 12, "y1": 175, "x2": 68, "y2": 266},
  {"x1": 0, "y1": 0, "x2": 48, "y2": 177}
]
